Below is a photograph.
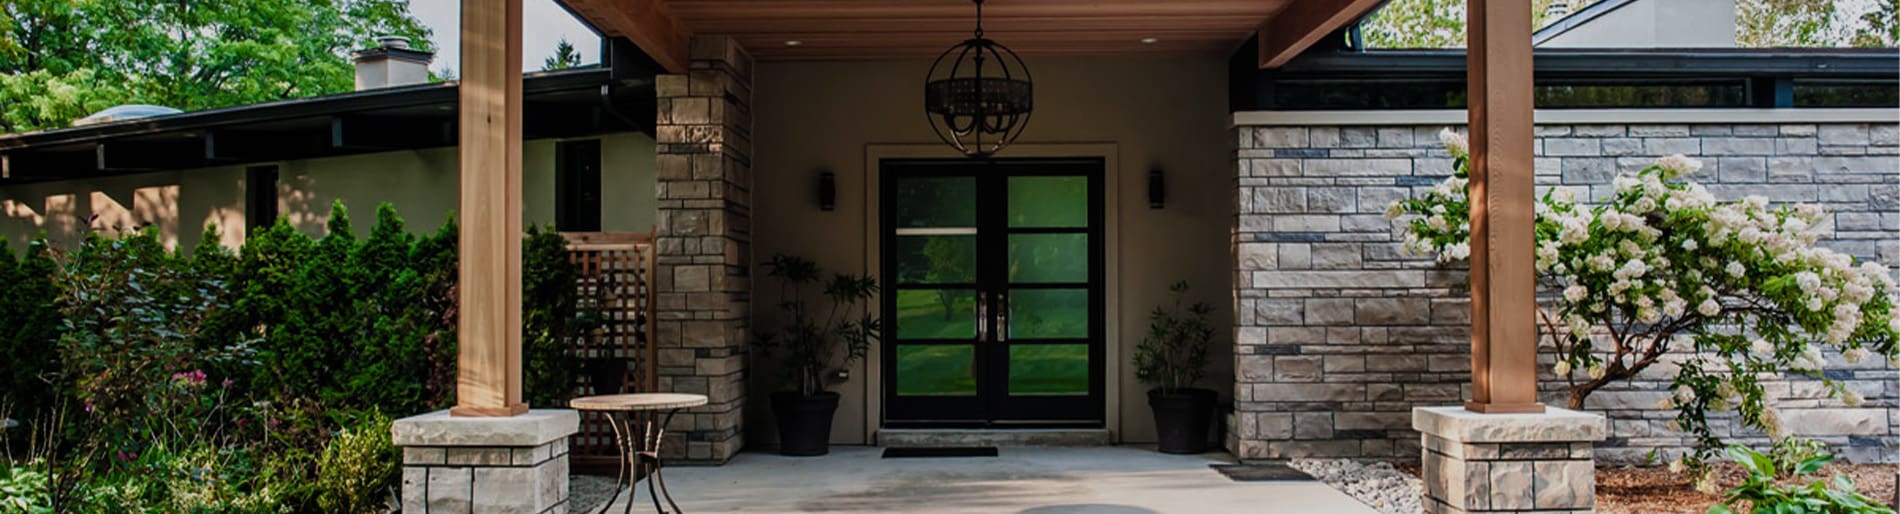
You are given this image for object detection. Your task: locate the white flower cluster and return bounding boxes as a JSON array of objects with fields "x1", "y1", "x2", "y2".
[{"x1": 1389, "y1": 129, "x2": 1900, "y2": 454}]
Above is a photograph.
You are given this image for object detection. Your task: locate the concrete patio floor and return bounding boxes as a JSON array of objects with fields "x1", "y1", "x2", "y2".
[{"x1": 604, "y1": 446, "x2": 1380, "y2": 513}]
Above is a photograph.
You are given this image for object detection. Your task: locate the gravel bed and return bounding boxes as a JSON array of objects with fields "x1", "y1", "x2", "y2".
[
  {"x1": 569, "y1": 475, "x2": 623, "y2": 513},
  {"x1": 1290, "y1": 458, "x2": 1424, "y2": 514}
]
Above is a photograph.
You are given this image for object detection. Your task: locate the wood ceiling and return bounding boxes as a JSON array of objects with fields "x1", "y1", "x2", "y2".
[
  {"x1": 560, "y1": 0, "x2": 1383, "y2": 71},
  {"x1": 669, "y1": 0, "x2": 1293, "y2": 61}
]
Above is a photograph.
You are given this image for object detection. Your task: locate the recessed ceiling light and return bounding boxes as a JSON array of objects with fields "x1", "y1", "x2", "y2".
[
  {"x1": 1139, "y1": 37, "x2": 1159, "y2": 44},
  {"x1": 784, "y1": 40, "x2": 803, "y2": 46}
]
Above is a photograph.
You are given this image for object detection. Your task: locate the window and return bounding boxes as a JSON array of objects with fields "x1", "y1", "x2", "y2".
[
  {"x1": 555, "y1": 139, "x2": 602, "y2": 232},
  {"x1": 245, "y1": 165, "x2": 278, "y2": 233}
]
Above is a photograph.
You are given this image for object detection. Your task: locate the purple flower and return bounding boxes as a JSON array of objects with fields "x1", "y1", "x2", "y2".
[{"x1": 172, "y1": 369, "x2": 207, "y2": 387}]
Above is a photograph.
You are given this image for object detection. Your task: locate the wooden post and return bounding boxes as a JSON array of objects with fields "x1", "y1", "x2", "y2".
[
  {"x1": 451, "y1": 0, "x2": 528, "y2": 417},
  {"x1": 1464, "y1": 0, "x2": 1544, "y2": 414}
]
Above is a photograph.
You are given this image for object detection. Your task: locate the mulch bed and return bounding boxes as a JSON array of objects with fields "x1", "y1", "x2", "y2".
[{"x1": 1394, "y1": 462, "x2": 1897, "y2": 514}]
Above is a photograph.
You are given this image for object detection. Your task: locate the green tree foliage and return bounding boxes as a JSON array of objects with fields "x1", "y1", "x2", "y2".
[
  {"x1": 542, "y1": 38, "x2": 584, "y2": 71},
  {"x1": 1362, "y1": 0, "x2": 1593, "y2": 48},
  {"x1": 0, "y1": 0, "x2": 431, "y2": 132},
  {"x1": 1362, "y1": 0, "x2": 1894, "y2": 49}
]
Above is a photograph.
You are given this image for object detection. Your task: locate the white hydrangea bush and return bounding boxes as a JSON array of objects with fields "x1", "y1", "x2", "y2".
[{"x1": 1390, "y1": 128, "x2": 1900, "y2": 471}]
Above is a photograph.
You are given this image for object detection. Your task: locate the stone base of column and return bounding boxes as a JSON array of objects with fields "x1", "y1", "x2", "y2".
[
  {"x1": 1413, "y1": 406, "x2": 1606, "y2": 514},
  {"x1": 393, "y1": 409, "x2": 580, "y2": 514}
]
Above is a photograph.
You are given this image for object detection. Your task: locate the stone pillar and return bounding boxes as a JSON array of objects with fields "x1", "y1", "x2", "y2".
[
  {"x1": 1413, "y1": 407, "x2": 1605, "y2": 514},
  {"x1": 393, "y1": 409, "x2": 579, "y2": 514},
  {"x1": 653, "y1": 35, "x2": 753, "y2": 463}
]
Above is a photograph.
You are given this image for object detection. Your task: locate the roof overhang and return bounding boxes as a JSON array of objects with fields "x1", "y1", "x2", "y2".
[
  {"x1": 0, "y1": 46, "x2": 660, "y2": 185},
  {"x1": 554, "y1": 0, "x2": 1384, "y2": 70}
]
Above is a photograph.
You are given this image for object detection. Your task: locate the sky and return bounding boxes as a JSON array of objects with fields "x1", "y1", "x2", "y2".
[{"x1": 409, "y1": 0, "x2": 603, "y2": 76}]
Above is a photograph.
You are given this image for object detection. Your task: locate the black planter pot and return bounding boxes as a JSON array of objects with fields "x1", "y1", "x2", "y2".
[
  {"x1": 1148, "y1": 387, "x2": 1217, "y2": 454},
  {"x1": 771, "y1": 391, "x2": 840, "y2": 457}
]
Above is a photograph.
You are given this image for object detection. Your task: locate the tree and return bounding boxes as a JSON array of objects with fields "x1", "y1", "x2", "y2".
[
  {"x1": 1390, "y1": 129, "x2": 1900, "y2": 474},
  {"x1": 0, "y1": 0, "x2": 430, "y2": 132},
  {"x1": 1361, "y1": 0, "x2": 1601, "y2": 48},
  {"x1": 1850, "y1": 0, "x2": 1898, "y2": 47},
  {"x1": 1737, "y1": 0, "x2": 1844, "y2": 47},
  {"x1": 543, "y1": 38, "x2": 584, "y2": 71}
]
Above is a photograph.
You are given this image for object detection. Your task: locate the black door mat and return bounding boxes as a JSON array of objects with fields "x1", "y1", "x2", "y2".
[
  {"x1": 882, "y1": 447, "x2": 1000, "y2": 458},
  {"x1": 1210, "y1": 463, "x2": 1314, "y2": 481}
]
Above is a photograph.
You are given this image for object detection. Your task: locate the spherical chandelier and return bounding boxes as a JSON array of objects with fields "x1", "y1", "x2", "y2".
[{"x1": 924, "y1": 0, "x2": 1032, "y2": 158}]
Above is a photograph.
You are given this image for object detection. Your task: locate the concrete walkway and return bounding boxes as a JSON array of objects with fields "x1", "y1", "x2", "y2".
[{"x1": 605, "y1": 446, "x2": 1379, "y2": 513}]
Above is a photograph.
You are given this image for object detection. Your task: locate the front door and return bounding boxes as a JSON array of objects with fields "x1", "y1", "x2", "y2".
[{"x1": 880, "y1": 158, "x2": 1105, "y2": 426}]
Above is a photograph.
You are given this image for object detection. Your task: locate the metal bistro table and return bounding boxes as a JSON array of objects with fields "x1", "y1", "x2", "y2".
[{"x1": 571, "y1": 393, "x2": 709, "y2": 514}]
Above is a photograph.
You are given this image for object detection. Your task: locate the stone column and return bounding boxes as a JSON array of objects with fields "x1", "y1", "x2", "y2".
[
  {"x1": 653, "y1": 35, "x2": 753, "y2": 463},
  {"x1": 393, "y1": 409, "x2": 579, "y2": 513},
  {"x1": 1414, "y1": 407, "x2": 1605, "y2": 514}
]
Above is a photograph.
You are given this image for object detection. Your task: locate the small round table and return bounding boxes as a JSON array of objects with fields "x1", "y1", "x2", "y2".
[{"x1": 571, "y1": 393, "x2": 708, "y2": 514}]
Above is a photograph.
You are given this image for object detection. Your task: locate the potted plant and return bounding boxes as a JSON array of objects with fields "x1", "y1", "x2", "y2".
[
  {"x1": 1135, "y1": 281, "x2": 1216, "y2": 454},
  {"x1": 755, "y1": 254, "x2": 879, "y2": 456}
]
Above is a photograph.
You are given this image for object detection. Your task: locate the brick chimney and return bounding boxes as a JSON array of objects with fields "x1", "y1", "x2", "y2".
[{"x1": 352, "y1": 36, "x2": 433, "y2": 90}]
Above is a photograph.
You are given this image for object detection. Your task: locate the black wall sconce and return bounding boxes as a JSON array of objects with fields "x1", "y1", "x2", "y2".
[
  {"x1": 1147, "y1": 169, "x2": 1166, "y2": 209},
  {"x1": 817, "y1": 171, "x2": 837, "y2": 211}
]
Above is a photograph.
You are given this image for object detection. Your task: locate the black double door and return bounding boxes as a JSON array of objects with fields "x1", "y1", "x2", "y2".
[{"x1": 880, "y1": 158, "x2": 1105, "y2": 426}]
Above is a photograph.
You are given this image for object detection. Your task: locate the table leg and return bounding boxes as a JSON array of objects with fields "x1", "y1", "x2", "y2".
[
  {"x1": 596, "y1": 411, "x2": 633, "y2": 514},
  {"x1": 652, "y1": 408, "x2": 685, "y2": 513}
]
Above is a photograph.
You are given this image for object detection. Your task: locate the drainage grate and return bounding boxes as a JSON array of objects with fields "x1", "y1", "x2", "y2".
[
  {"x1": 881, "y1": 447, "x2": 1000, "y2": 458},
  {"x1": 1210, "y1": 463, "x2": 1314, "y2": 482}
]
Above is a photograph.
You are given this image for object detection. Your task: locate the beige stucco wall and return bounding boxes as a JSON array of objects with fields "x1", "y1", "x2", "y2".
[
  {"x1": 0, "y1": 131, "x2": 657, "y2": 250},
  {"x1": 749, "y1": 57, "x2": 1235, "y2": 445},
  {"x1": 1539, "y1": 0, "x2": 1737, "y2": 48}
]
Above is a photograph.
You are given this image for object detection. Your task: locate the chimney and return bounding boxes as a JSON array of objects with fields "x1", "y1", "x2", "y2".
[
  {"x1": 352, "y1": 36, "x2": 433, "y2": 90},
  {"x1": 1545, "y1": 1, "x2": 1572, "y2": 21}
]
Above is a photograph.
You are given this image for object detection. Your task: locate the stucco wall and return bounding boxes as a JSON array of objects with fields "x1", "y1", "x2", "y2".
[
  {"x1": 1539, "y1": 0, "x2": 1737, "y2": 48},
  {"x1": 749, "y1": 58, "x2": 1235, "y2": 446},
  {"x1": 0, "y1": 131, "x2": 657, "y2": 249},
  {"x1": 1231, "y1": 111, "x2": 1899, "y2": 464}
]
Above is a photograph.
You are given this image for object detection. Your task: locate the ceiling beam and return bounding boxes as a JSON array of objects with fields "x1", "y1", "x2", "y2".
[
  {"x1": 1255, "y1": 0, "x2": 1383, "y2": 69},
  {"x1": 559, "y1": 0, "x2": 691, "y2": 74}
]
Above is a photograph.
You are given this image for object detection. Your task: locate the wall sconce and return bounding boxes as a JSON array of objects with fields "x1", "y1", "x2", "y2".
[
  {"x1": 817, "y1": 171, "x2": 836, "y2": 211},
  {"x1": 1147, "y1": 169, "x2": 1165, "y2": 209}
]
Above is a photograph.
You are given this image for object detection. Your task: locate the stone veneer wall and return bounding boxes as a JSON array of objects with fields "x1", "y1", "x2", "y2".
[
  {"x1": 1231, "y1": 116, "x2": 1900, "y2": 464},
  {"x1": 653, "y1": 36, "x2": 754, "y2": 463}
]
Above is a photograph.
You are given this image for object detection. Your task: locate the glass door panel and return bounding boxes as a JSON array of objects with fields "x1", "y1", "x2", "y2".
[{"x1": 881, "y1": 159, "x2": 1103, "y2": 425}]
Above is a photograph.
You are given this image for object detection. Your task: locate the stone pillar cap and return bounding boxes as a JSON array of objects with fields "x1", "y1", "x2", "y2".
[
  {"x1": 392, "y1": 409, "x2": 580, "y2": 447},
  {"x1": 1413, "y1": 406, "x2": 1605, "y2": 443}
]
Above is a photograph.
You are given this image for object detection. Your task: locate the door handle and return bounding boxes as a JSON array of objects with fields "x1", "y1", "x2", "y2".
[
  {"x1": 975, "y1": 290, "x2": 988, "y2": 343},
  {"x1": 995, "y1": 292, "x2": 1008, "y2": 343}
]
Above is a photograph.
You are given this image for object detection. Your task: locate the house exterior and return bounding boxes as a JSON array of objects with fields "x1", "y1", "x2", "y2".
[{"x1": 3, "y1": 0, "x2": 1896, "y2": 484}]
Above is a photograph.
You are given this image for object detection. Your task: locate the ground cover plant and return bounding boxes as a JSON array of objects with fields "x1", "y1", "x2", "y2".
[
  {"x1": 0, "y1": 201, "x2": 591, "y2": 512},
  {"x1": 1389, "y1": 129, "x2": 1900, "y2": 479}
]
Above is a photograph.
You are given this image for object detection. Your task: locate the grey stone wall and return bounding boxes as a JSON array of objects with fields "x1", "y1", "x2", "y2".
[
  {"x1": 1231, "y1": 118, "x2": 1900, "y2": 464},
  {"x1": 654, "y1": 36, "x2": 755, "y2": 463}
]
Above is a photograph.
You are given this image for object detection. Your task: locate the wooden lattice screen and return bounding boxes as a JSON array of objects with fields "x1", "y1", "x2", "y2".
[{"x1": 561, "y1": 231, "x2": 657, "y2": 474}]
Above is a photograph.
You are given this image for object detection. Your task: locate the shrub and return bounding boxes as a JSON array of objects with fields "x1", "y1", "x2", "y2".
[
  {"x1": 0, "y1": 238, "x2": 61, "y2": 421},
  {"x1": 523, "y1": 226, "x2": 586, "y2": 406},
  {"x1": 0, "y1": 460, "x2": 54, "y2": 514},
  {"x1": 1134, "y1": 281, "x2": 1215, "y2": 392},
  {"x1": 1390, "y1": 129, "x2": 1900, "y2": 470},
  {"x1": 1708, "y1": 446, "x2": 1894, "y2": 514},
  {"x1": 312, "y1": 411, "x2": 399, "y2": 514}
]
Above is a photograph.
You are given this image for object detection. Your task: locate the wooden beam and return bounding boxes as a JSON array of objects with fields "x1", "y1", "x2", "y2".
[
  {"x1": 1464, "y1": 0, "x2": 1543, "y2": 415},
  {"x1": 452, "y1": 0, "x2": 529, "y2": 418},
  {"x1": 559, "y1": 0, "x2": 691, "y2": 73},
  {"x1": 1255, "y1": 0, "x2": 1382, "y2": 68}
]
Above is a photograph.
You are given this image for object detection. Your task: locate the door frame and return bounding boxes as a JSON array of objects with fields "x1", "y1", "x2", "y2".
[{"x1": 861, "y1": 143, "x2": 1122, "y2": 440}]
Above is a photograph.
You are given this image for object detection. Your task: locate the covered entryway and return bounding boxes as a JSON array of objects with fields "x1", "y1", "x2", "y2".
[{"x1": 880, "y1": 158, "x2": 1106, "y2": 427}]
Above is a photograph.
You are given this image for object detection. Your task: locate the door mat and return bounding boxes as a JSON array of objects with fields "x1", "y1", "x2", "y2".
[
  {"x1": 882, "y1": 447, "x2": 1000, "y2": 458},
  {"x1": 1210, "y1": 463, "x2": 1314, "y2": 482}
]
